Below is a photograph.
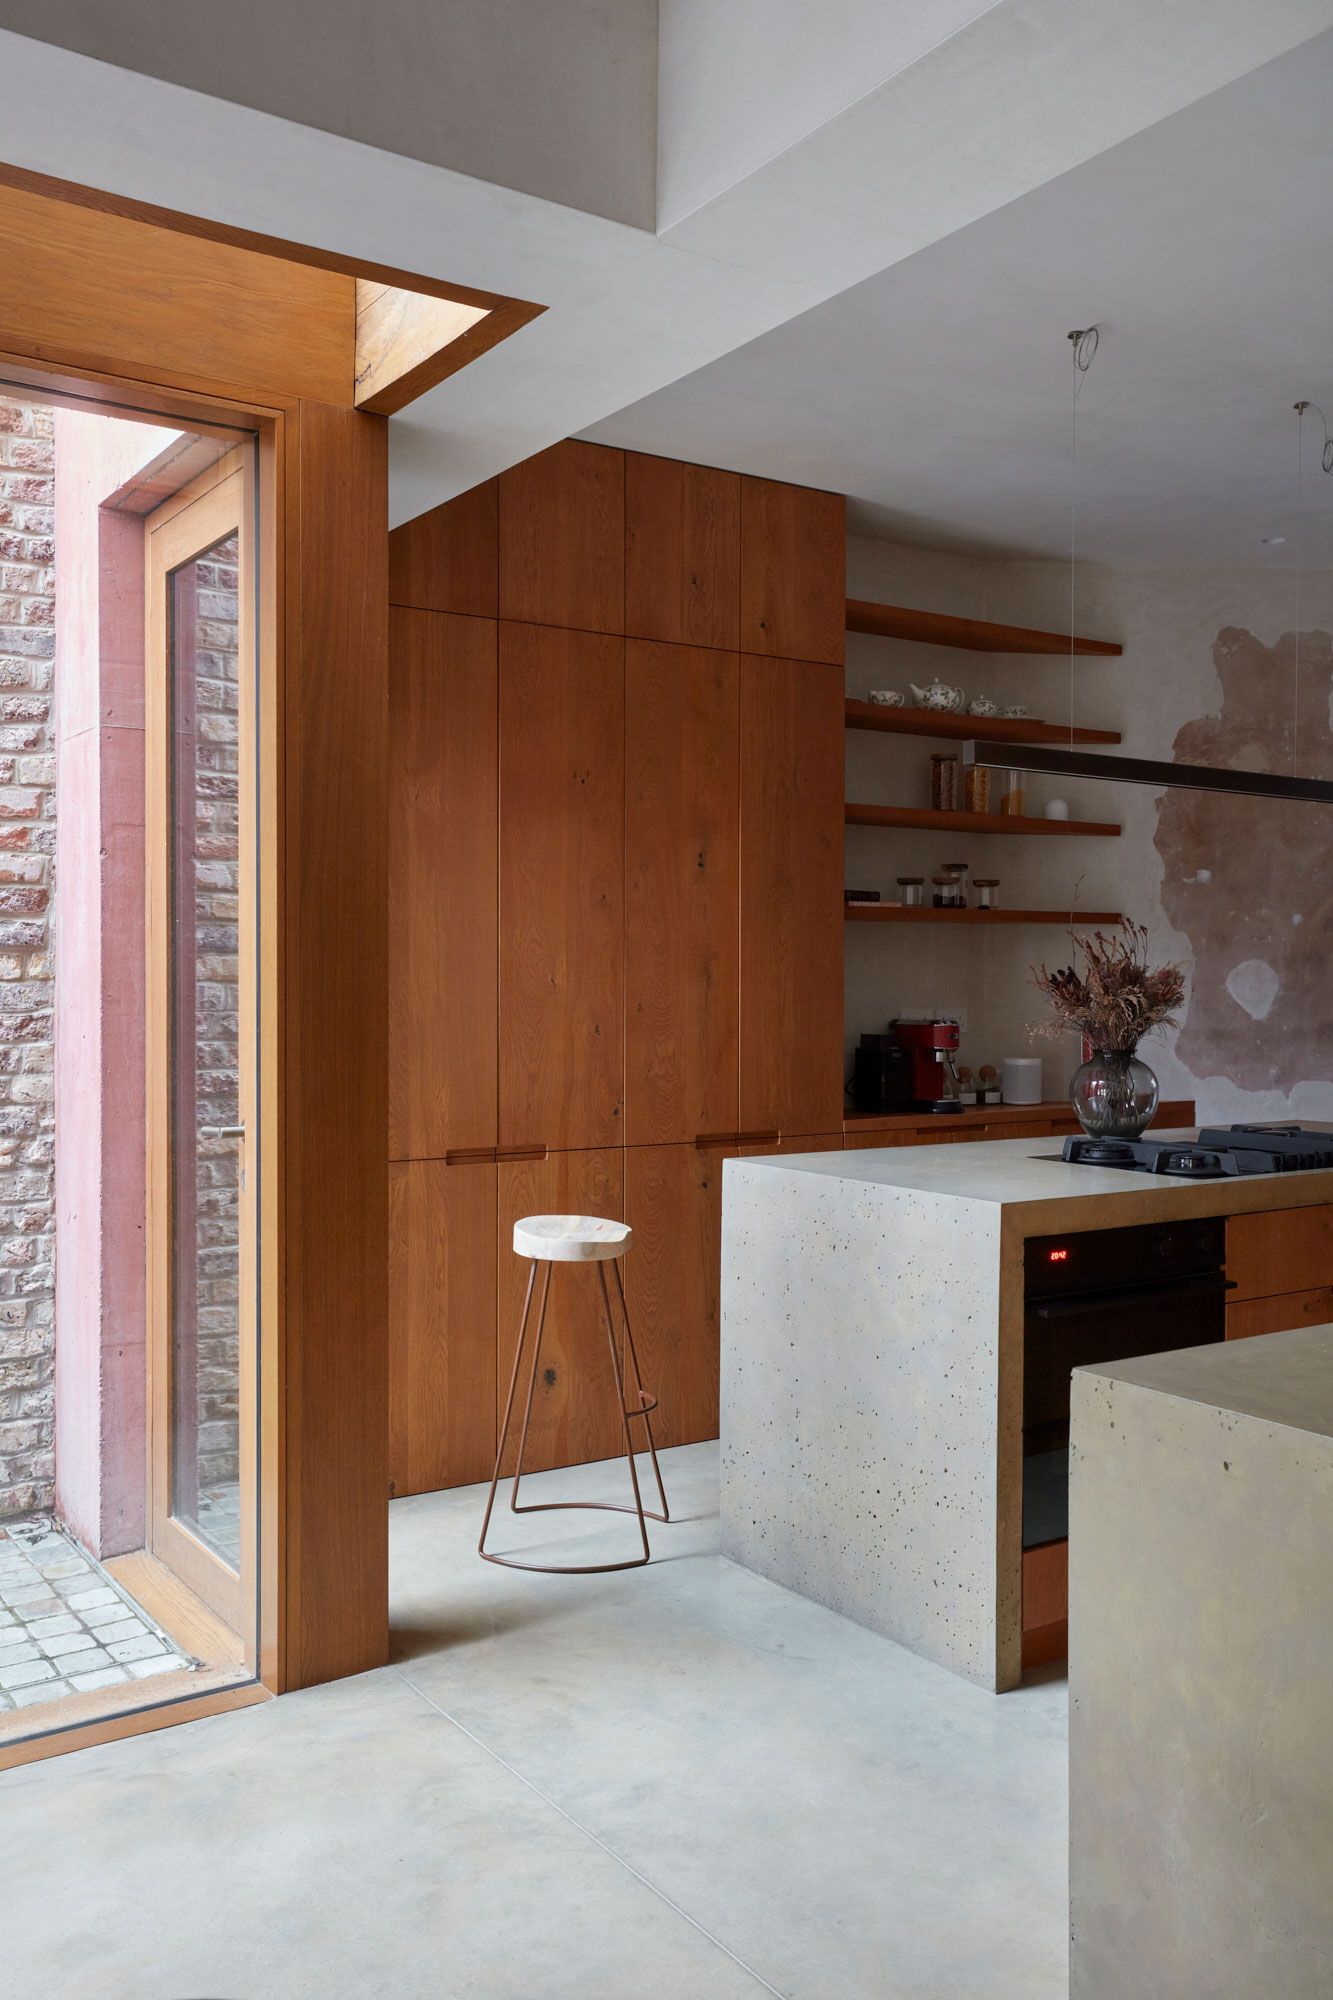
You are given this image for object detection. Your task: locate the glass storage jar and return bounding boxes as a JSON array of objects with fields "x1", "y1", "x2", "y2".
[
  {"x1": 943, "y1": 862, "x2": 969, "y2": 907},
  {"x1": 973, "y1": 878, "x2": 999, "y2": 910},
  {"x1": 896, "y1": 876, "x2": 924, "y2": 908},
  {"x1": 930, "y1": 753, "x2": 960, "y2": 812},
  {"x1": 931, "y1": 874, "x2": 954, "y2": 909},
  {"x1": 964, "y1": 764, "x2": 991, "y2": 814}
]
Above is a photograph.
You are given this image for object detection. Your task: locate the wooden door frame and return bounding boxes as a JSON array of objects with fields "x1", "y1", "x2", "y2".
[{"x1": 0, "y1": 166, "x2": 391, "y2": 1759}]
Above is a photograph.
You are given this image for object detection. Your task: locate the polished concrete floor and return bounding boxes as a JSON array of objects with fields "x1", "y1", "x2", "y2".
[{"x1": 0, "y1": 1443, "x2": 1068, "y2": 1998}]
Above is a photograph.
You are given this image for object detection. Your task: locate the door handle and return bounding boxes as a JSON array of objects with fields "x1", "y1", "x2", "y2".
[{"x1": 201, "y1": 1124, "x2": 246, "y2": 1139}]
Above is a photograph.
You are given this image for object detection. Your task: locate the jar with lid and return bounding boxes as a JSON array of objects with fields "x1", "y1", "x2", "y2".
[
  {"x1": 930, "y1": 752, "x2": 960, "y2": 812},
  {"x1": 931, "y1": 874, "x2": 955, "y2": 909},
  {"x1": 896, "y1": 875, "x2": 924, "y2": 908},
  {"x1": 964, "y1": 764, "x2": 991, "y2": 814},
  {"x1": 973, "y1": 877, "x2": 1000, "y2": 910},
  {"x1": 1000, "y1": 770, "x2": 1026, "y2": 817},
  {"x1": 932, "y1": 868, "x2": 964, "y2": 916}
]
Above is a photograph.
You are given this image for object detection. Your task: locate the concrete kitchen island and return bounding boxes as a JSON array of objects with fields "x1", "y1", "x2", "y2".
[
  {"x1": 719, "y1": 1136, "x2": 1333, "y2": 1691},
  {"x1": 1069, "y1": 1326, "x2": 1333, "y2": 1997}
]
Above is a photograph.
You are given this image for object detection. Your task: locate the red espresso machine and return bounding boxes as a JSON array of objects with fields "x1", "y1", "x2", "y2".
[{"x1": 892, "y1": 1018, "x2": 963, "y2": 1114}]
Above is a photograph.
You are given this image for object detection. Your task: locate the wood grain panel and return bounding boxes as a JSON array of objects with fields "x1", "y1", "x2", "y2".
[
  {"x1": 284, "y1": 403, "x2": 389, "y2": 1688},
  {"x1": 389, "y1": 1159, "x2": 498, "y2": 1495},
  {"x1": 739, "y1": 654, "x2": 844, "y2": 1137},
  {"x1": 740, "y1": 477, "x2": 845, "y2": 665},
  {"x1": 626, "y1": 453, "x2": 740, "y2": 649},
  {"x1": 740, "y1": 1134, "x2": 844, "y2": 1157},
  {"x1": 1226, "y1": 1287, "x2": 1333, "y2": 1341},
  {"x1": 1226, "y1": 1204, "x2": 1333, "y2": 1302},
  {"x1": 625, "y1": 640, "x2": 739, "y2": 1146},
  {"x1": 354, "y1": 280, "x2": 490, "y2": 414},
  {"x1": 1022, "y1": 1538, "x2": 1068, "y2": 1669},
  {"x1": 496, "y1": 1149, "x2": 626, "y2": 1475},
  {"x1": 499, "y1": 623, "x2": 624, "y2": 1151},
  {"x1": 389, "y1": 609, "x2": 498, "y2": 1158},
  {"x1": 499, "y1": 440, "x2": 625, "y2": 633},
  {"x1": 624, "y1": 1143, "x2": 732, "y2": 1448},
  {"x1": 0, "y1": 178, "x2": 352, "y2": 405},
  {"x1": 388, "y1": 481, "x2": 498, "y2": 618}
]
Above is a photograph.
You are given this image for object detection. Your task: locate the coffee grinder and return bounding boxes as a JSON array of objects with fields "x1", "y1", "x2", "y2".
[{"x1": 891, "y1": 1018, "x2": 963, "y2": 1113}]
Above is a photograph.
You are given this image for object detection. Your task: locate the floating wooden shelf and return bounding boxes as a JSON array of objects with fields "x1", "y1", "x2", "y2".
[
  {"x1": 845, "y1": 699, "x2": 1121, "y2": 746},
  {"x1": 846, "y1": 598, "x2": 1122, "y2": 657},
  {"x1": 845, "y1": 803, "x2": 1121, "y2": 838},
  {"x1": 844, "y1": 905, "x2": 1123, "y2": 926}
]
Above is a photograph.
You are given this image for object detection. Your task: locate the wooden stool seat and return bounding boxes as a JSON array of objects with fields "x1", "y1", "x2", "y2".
[
  {"x1": 479, "y1": 1214, "x2": 669, "y2": 1575},
  {"x1": 512, "y1": 1213, "x2": 632, "y2": 1263}
]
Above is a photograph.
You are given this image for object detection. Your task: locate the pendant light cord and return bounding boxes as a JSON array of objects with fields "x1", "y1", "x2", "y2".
[
  {"x1": 1067, "y1": 328, "x2": 1099, "y2": 750},
  {"x1": 1294, "y1": 401, "x2": 1305, "y2": 777}
]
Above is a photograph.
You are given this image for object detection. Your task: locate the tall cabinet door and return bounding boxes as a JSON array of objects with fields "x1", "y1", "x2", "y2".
[
  {"x1": 624, "y1": 1142, "x2": 731, "y2": 1448},
  {"x1": 739, "y1": 655, "x2": 844, "y2": 1137},
  {"x1": 625, "y1": 639, "x2": 739, "y2": 1147},
  {"x1": 389, "y1": 1158, "x2": 497, "y2": 1496},
  {"x1": 499, "y1": 621, "x2": 625, "y2": 1152},
  {"x1": 389, "y1": 608, "x2": 498, "y2": 1160}
]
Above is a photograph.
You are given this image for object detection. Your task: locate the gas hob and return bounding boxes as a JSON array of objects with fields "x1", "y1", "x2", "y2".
[{"x1": 1058, "y1": 1124, "x2": 1333, "y2": 1180}]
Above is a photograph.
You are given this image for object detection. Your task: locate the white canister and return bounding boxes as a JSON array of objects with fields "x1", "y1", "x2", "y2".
[
  {"x1": 1002, "y1": 1056, "x2": 1042, "y2": 1105},
  {"x1": 1044, "y1": 798, "x2": 1069, "y2": 820}
]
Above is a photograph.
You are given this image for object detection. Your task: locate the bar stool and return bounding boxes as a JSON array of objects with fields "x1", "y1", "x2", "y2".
[{"x1": 478, "y1": 1215, "x2": 670, "y2": 1574}]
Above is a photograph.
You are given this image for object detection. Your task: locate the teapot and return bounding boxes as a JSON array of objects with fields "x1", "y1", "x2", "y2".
[
  {"x1": 968, "y1": 696, "x2": 999, "y2": 717},
  {"x1": 910, "y1": 679, "x2": 965, "y2": 713}
]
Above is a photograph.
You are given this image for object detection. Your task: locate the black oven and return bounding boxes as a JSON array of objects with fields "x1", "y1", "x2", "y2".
[{"x1": 1022, "y1": 1217, "x2": 1228, "y2": 1548}]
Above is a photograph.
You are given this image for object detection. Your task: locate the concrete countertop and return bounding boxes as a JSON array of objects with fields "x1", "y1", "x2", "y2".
[
  {"x1": 732, "y1": 1132, "x2": 1333, "y2": 1231},
  {"x1": 1081, "y1": 1320, "x2": 1333, "y2": 1438}
]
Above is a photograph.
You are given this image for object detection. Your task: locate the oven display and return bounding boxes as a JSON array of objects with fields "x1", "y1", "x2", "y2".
[{"x1": 1048, "y1": 1248, "x2": 1069, "y2": 1262}]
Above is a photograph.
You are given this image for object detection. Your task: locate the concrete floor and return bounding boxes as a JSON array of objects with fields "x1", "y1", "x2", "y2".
[{"x1": 0, "y1": 1443, "x2": 1068, "y2": 1998}]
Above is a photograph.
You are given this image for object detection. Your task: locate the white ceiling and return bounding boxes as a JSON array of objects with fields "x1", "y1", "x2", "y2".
[
  {"x1": 0, "y1": 3, "x2": 1330, "y2": 530},
  {"x1": 585, "y1": 30, "x2": 1333, "y2": 569}
]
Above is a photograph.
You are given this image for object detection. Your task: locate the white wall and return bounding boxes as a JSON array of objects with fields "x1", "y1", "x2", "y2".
[{"x1": 846, "y1": 532, "x2": 1333, "y2": 1122}]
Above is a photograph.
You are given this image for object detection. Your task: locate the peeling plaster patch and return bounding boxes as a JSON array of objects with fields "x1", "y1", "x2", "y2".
[
  {"x1": 1155, "y1": 626, "x2": 1333, "y2": 1092},
  {"x1": 1226, "y1": 959, "x2": 1280, "y2": 1021}
]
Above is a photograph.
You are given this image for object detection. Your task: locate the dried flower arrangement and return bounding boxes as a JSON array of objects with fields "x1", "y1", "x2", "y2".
[{"x1": 1030, "y1": 921, "x2": 1187, "y2": 1053}]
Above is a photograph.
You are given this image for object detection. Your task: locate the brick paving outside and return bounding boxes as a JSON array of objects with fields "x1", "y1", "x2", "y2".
[{"x1": 0, "y1": 1515, "x2": 191, "y2": 1712}]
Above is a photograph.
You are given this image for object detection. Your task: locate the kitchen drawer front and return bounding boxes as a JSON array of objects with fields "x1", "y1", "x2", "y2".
[
  {"x1": 1226, "y1": 1286, "x2": 1333, "y2": 1341},
  {"x1": 1226, "y1": 1205, "x2": 1333, "y2": 1301}
]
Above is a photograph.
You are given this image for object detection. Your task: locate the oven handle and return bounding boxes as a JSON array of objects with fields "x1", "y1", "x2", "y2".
[{"x1": 1031, "y1": 1273, "x2": 1236, "y2": 1319}]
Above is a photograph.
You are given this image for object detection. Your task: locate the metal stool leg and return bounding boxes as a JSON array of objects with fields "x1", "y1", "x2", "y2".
[
  {"x1": 479, "y1": 1251, "x2": 669, "y2": 1574},
  {"x1": 608, "y1": 1256, "x2": 670, "y2": 1523}
]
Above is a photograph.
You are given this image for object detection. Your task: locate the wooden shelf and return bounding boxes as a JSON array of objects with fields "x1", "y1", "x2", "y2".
[
  {"x1": 845, "y1": 699, "x2": 1121, "y2": 745},
  {"x1": 845, "y1": 904, "x2": 1123, "y2": 926},
  {"x1": 844, "y1": 1099, "x2": 1195, "y2": 1138},
  {"x1": 846, "y1": 598, "x2": 1122, "y2": 657},
  {"x1": 845, "y1": 802, "x2": 1120, "y2": 837}
]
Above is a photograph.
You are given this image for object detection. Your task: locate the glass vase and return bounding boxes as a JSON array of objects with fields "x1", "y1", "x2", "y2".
[{"x1": 1070, "y1": 1046, "x2": 1159, "y2": 1140}]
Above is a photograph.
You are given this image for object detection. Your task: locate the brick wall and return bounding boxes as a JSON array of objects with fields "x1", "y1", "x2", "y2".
[
  {"x1": 190, "y1": 534, "x2": 241, "y2": 1527},
  {"x1": 0, "y1": 398, "x2": 56, "y2": 1518}
]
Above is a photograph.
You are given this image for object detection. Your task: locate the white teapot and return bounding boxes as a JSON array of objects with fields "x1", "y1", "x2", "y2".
[
  {"x1": 968, "y1": 696, "x2": 999, "y2": 717},
  {"x1": 910, "y1": 679, "x2": 965, "y2": 713}
]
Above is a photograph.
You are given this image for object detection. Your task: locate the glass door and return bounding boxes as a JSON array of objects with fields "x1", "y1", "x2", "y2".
[{"x1": 145, "y1": 454, "x2": 256, "y2": 1645}]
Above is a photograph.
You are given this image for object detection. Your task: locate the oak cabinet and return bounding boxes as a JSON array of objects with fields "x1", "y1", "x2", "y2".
[
  {"x1": 739, "y1": 476, "x2": 845, "y2": 665},
  {"x1": 495, "y1": 1148, "x2": 626, "y2": 1475},
  {"x1": 389, "y1": 1158, "x2": 497, "y2": 1497},
  {"x1": 388, "y1": 445, "x2": 850, "y2": 1494},
  {"x1": 498, "y1": 622, "x2": 625, "y2": 1152},
  {"x1": 499, "y1": 440, "x2": 625, "y2": 634},
  {"x1": 1226, "y1": 1286, "x2": 1333, "y2": 1341},
  {"x1": 389, "y1": 608, "x2": 498, "y2": 1159},
  {"x1": 625, "y1": 640, "x2": 740, "y2": 1147},
  {"x1": 388, "y1": 479, "x2": 498, "y2": 618},
  {"x1": 739, "y1": 654, "x2": 844, "y2": 1138},
  {"x1": 1226, "y1": 1204, "x2": 1333, "y2": 1301},
  {"x1": 624, "y1": 1143, "x2": 731, "y2": 1449},
  {"x1": 626, "y1": 453, "x2": 740, "y2": 650}
]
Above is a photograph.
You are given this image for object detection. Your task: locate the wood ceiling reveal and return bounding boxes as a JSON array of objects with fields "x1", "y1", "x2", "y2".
[{"x1": 353, "y1": 279, "x2": 542, "y2": 416}]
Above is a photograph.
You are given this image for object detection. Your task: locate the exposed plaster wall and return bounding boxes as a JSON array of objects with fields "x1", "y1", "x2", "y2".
[{"x1": 846, "y1": 531, "x2": 1333, "y2": 1120}]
